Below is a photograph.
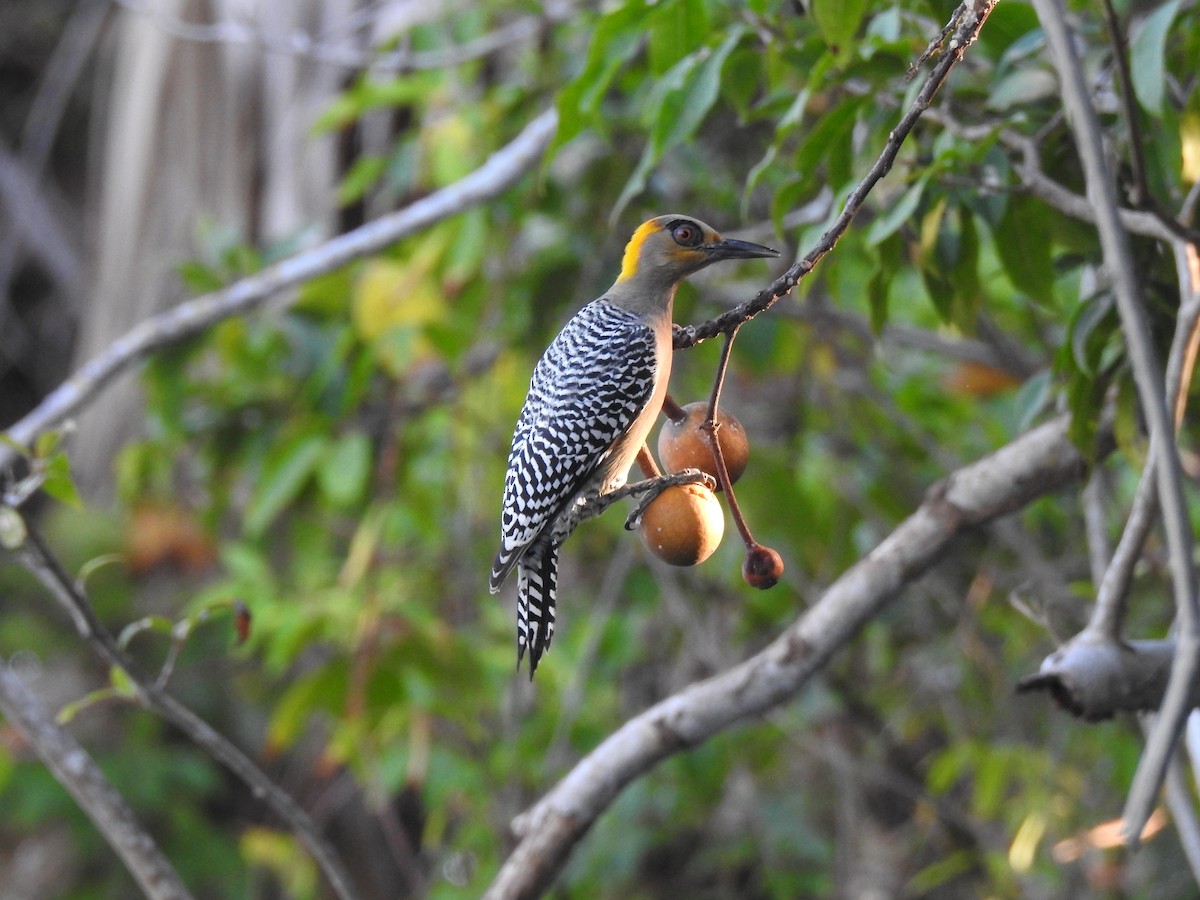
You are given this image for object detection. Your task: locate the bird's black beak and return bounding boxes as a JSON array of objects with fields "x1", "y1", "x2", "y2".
[{"x1": 702, "y1": 237, "x2": 781, "y2": 262}]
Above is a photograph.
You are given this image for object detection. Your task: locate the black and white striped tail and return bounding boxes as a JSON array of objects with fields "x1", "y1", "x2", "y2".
[{"x1": 516, "y1": 536, "x2": 558, "y2": 677}]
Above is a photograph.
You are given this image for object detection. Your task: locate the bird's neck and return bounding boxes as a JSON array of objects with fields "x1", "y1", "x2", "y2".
[{"x1": 604, "y1": 277, "x2": 678, "y2": 323}]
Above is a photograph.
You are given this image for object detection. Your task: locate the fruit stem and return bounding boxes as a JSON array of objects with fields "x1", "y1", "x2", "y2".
[
  {"x1": 635, "y1": 443, "x2": 662, "y2": 479},
  {"x1": 701, "y1": 325, "x2": 757, "y2": 548},
  {"x1": 705, "y1": 323, "x2": 738, "y2": 417},
  {"x1": 661, "y1": 394, "x2": 687, "y2": 423}
]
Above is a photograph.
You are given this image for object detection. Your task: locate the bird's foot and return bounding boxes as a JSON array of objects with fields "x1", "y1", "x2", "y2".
[{"x1": 623, "y1": 469, "x2": 715, "y2": 530}]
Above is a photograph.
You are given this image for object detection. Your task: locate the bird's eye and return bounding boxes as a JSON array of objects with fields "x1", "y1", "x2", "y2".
[{"x1": 671, "y1": 222, "x2": 703, "y2": 248}]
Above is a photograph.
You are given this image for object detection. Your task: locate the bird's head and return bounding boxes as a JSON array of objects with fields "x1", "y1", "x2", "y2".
[{"x1": 616, "y1": 215, "x2": 780, "y2": 286}]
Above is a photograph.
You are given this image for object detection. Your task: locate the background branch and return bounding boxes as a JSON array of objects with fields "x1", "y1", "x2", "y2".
[
  {"x1": 10, "y1": 526, "x2": 364, "y2": 900},
  {"x1": 0, "y1": 108, "x2": 557, "y2": 475},
  {"x1": 0, "y1": 658, "x2": 194, "y2": 900},
  {"x1": 1031, "y1": 0, "x2": 1200, "y2": 845}
]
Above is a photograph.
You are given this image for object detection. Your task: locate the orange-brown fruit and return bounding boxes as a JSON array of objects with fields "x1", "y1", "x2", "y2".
[
  {"x1": 742, "y1": 543, "x2": 784, "y2": 589},
  {"x1": 658, "y1": 402, "x2": 750, "y2": 490},
  {"x1": 638, "y1": 482, "x2": 725, "y2": 566}
]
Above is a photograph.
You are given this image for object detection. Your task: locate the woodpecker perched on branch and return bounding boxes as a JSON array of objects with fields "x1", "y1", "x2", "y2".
[{"x1": 489, "y1": 214, "x2": 779, "y2": 676}]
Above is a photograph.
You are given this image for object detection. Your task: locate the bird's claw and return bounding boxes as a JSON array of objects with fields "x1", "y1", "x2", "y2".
[{"x1": 623, "y1": 468, "x2": 713, "y2": 530}]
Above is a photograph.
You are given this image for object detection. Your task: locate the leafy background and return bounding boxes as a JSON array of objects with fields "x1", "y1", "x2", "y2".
[{"x1": 1, "y1": 0, "x2": 1199, "y2": 896}]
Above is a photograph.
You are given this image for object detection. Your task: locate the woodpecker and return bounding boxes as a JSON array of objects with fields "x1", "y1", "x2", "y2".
[{"x1": 489, "y1": 214, "x2": 779, "y2": 675}]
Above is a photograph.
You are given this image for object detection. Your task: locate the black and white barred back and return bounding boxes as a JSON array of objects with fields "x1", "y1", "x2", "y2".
[{"x1": 489, "y1": 299, "x2": 659, "y2": 674}]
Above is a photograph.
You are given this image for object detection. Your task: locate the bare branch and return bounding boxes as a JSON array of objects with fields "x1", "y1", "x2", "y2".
[
  {"x1": 0, "y1": 659, "x2": 194, "y2": 899},
  {"x1": 1004, "y1": 130, "x2": 1182, "y2": 244},
  {"x1": 1085, "y1": 286, "x2": 1200, "y2": 640},
  {"x1": 0, "y1": 109, "x2": 557, "y2": 476},
  {"x1": 1030, "y1": 0, "x2": 1200, "y2": 846},
  {"x1": 484, "y1": 416, "x2": 1089, "y2": 899}
]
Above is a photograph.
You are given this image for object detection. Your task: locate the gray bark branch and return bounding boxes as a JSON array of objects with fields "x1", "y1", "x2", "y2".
[
  {"x1": 1030, "y1": 0, "x2": 1200, "y2": 845},
  {"x1": 0, "y1": 108, "x2": 557, "y2": 473},
  {"x1": 0, "y1": 660, "x2": 195, "y2": 900}
]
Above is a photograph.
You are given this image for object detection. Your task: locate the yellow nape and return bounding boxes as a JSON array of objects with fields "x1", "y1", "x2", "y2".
[{"x1": 617, "y1": 219, "x2": 662, "y2": 282}]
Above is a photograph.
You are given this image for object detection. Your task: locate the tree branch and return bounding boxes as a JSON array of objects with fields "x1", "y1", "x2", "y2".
[
  {"x1": 1083, "y1": 285, "x2": 1200, "y2": 641},
  {"x1": 0, "y1": 659, "x2": 195, "y2": 899},
  {"x1": 484, "y1": 416, "x2": 1089, "y2": 899},
  {"x1": 8, "y1": 526, "x2": 364, "y2": 900},
  {"x1": 0, "y1": 108, "x2": 558, "y2": 476},
  {"x1": 1030, "y1": 0, "x2": 1200, "y2": 846},
  {"x1": 923, "y1": 108, "x2": 1179, "y2": 243}
]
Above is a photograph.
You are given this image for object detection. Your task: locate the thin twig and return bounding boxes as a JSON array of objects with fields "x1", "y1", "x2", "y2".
[
  {"x1": 1030, "y1": 0, "x2": 1200, "y2": 846},
  {"x1": 10, "y1": 526, "x2": 364, "y2": 900},
  {"x1": 700, "y1": 327, "x2": 757, "y2": 546},
  {"x1": 0, "y1": 659, "x2": 195, "y2": 900},
  {"x1": 1101, "y1": 0, "x2": 1149, "y2": 205},
  {"x1": 0, "y1": 109, "x2": 558, "y2": 476},
  {"x1": 1165, "y1": 754, "x2": 1200, "y2": 883},
  {"x1": 1085, "y1": 287, "x2": 1200, "y2": 639}
]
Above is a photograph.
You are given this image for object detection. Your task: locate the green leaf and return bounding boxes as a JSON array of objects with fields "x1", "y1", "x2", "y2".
[
  {"x1": 722, "y1": 46, "x2": 764, "y2": 120},
  {"x1": 318, "y1": 432, "x2": 373, "y2": 508},
  {"x1": 41, "y1": 452, "x2": 82, "y2": 508},
  {"x1": 811, "y1": 0, "x2": 869, "y2": 55},
  {"x1": 919, "y1": 197, "x2": 954, "y2": 322},
  {"x1": 644, "y1": 53, "x2": 703, "y2": 154},
  {"x1": 33, "y1": 430, "x2": 62, "y2": 458},
  {"x1": 654, "y1": 26, "x2": 745, "y2": 154},
  {"x1": 908, "y1": 851, "x2": 978, "y2": 895},
  {"x1": 865, "y1": 177, "x2": 926, "y2": 246},
  {"x1": 1130, "y1": 0, "x2": 1180, "y2": 117},
  {"x1": 948, "y1": 208, "x2": 982, "y2": 330},
  {"x1": 1069, "y1": 291, "x2": 1116, "y2": 375},
  {"x1": 1014, "y1": 370, "x2": 1052, "y2": 432},
  {"x1": 986, "y1": 68, "x2": 1058, "y2": 111},
  {"x1": 1112, "y1": 373, "x2": 1141, "y2": 462},
  {"x1": 57, "y1": 687, "x2": 123, "y2": 724},
  {"x1": 0, "y1": 432, "x2": 31, "y2": 457},
  {"x1": 177, "y1": 261, "x2": 226, "y2": 293},
  {"x1": 993, "y1": 195, "x2": 1054, "y2": 300},
  {"x1": 867, "y1": 234, "x2": 905, "y2": 333},
  {"x1": 245, "y1": 433, "x2": 330, "y2": 537},
  {"x1": 109, "y1": 665, "x2": 139, "y2": 699},
  {"x1": 314, "y1": 72, "x2": 441, "y2": 133},
  {"x1": 551, "y1": 0, "x2": 648, "y2": 153},
  {"x1": 336, "y1": 154, "x2": 388, "y2": 206},
  {"x1": 647, "y1": 0, "x2": 709, "y2": 75},
  {"x1": 614, "y1": 28, "x2": 744, "y2": 219},
  {"x1": 1066, "y1": 365, "x2": 1107, "y2": 458},
  {"x1": 793, "y1": 94, "x2": 866, "y2": 180}
]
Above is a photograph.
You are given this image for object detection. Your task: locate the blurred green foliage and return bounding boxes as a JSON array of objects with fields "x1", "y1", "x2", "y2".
[{"x1": 3, "y1": 0, "x2": 1200, "y2": 896}]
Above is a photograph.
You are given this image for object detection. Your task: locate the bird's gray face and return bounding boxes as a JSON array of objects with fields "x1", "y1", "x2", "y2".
[{"x1": 621, "y1": 216, "x2": 780, "y2": 282}]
